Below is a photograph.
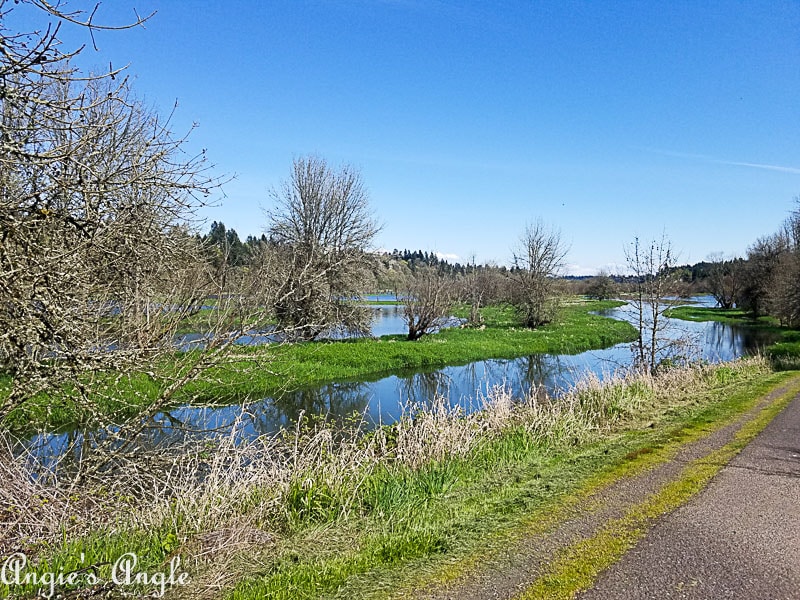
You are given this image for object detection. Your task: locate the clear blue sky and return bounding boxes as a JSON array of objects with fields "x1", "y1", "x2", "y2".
[{"x1": 13, "y1": 1, "x2": 800, "y2": 273}]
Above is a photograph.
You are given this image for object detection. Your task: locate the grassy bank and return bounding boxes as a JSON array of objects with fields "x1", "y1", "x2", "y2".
[
  {"x1": 3, "y1": 300, "x2": 637, "y2": 430},
  {"x1": 3, "y1": 357, "x2": 796, "y2": 599},
  {"x1": 186, "y1": 300, "x2": 636, "y2": 401},
  {"x1": 666, "y1": 305, "x2": 800, "y2": 369},
  {"x1": 665, "y1": 305, "x2": 774, "y2": 325}
]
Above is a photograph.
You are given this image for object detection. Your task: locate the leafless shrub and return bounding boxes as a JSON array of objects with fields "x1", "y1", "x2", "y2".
[
  {"x1": 767, "y1": 251, "x2": 800, "y2": 327},
  {"x1": 740, "y1": 233, "x2": 787, "y2": 316},
  {"x1": 584, "y1": 271, "x2": 618, "y2": 300},
  {"x1": 510, "y1": 220, "x2": 569, "y2": 328},
  {"x1": 401, "y1": 267, "x2": 456, "y2": 340},
  {"x1": 0, "y1": 3, "x2": 265, "y2": 432},
  {"x1": 705, "y1": 253, "x2": 745, "y2": 310},
  {"x1": 0, "y1": 4, "x2": 299, "y2": 449},
  {"x1": 266, "y1": 156, "x2": 381, "y2": 341},
  {"x1": 624, "y1": 233, "x2": 692, "y2": 374},
  {"x1": 761, "y1": 207, "x2": 800, "y2": 327},
  {"x1": 459, "y1": 260, "x2": 509, "y2": 325}
]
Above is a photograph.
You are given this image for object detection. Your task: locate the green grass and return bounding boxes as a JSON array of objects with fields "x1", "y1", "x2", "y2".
[
  {"x1": 0, "y1": 525, "x2": 183, "y2": 599},
  {"x1": 3, "y1": 300, "x2": 637, "y2": 430},
  {"x1": 4, "y1": 360, "x2": 795, "y2": 599},
  {"x1": 228, "y1": 367, "x2": 794, "y2": 600},
  {"x1": 515, "y1": 376, "x2": 800, "y2": 600},
  {"x1": 665, "y1": 305, "x2": 776, "y2": 326},
  {"x1": 666, "y1": 305, "x2": 800, "y2": 369},
  {"x1": 183, "y1": 300, "x2": 636, "y2": 403}
]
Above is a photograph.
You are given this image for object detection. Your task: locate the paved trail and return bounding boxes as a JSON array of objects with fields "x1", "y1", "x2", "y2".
[
  {"x1": 416, "y1": 380, "x2": 800, "y2": 600},
  {"x1": 579, "y1": 391, "x2": 800, "y2": 600}
]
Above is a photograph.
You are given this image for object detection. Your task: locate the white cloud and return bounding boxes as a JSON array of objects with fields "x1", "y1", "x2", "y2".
[
  {"x1": 562, "y1": 263, "x2": 587, "y2": 276},
  {"x1": 640, "y1": 147, "x2": 800, "y2": 175},
  {"x1": 435, "y1": 252, "x2": 460, "y2": 262},
  {"x1": 722, "y1": 160, "x2": 800, "y2": 175}
]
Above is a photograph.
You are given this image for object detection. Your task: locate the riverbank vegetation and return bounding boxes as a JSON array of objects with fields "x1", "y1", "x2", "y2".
[
  {"x1": 3, "y1": 8, "x2": 800, "y2": 599},
  {"x1": 2, "y1": 357, "x2": 794, "y2": 599},
  {"x1": 1, "y1": 299, "x2": 636, "y2": 431},
  {"x1": 667, "y1": 305, "x2": 800, "y2": 370}
]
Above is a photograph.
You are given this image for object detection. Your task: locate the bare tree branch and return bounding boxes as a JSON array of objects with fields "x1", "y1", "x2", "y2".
[
  {"x1": 624, "y1": 233, "x2": 688, "y2": 373},
  {"x1": 266, "y1": 156, "x2": 380, "y2": 341},
  {"x1": 401, "y1": 267, "x2": 455, "y2": 340},
  {"x1": 510, "y1": 220, "x2": 568, "y2": 328}
]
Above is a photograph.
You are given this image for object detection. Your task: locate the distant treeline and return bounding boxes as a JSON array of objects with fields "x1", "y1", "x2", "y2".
[
  {"x1": 199, "y1": 223, "x2": 737, "y2": 286},
  {"x1": 202, "y1": 205, "x2": 800, "y2": 329}
]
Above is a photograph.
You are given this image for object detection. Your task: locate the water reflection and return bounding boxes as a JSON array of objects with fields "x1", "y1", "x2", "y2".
[
  {"x1": 19, "y1": 299, "x2": 782, "y2": 469},
  {"x1": 395, "y1": 370, "x2": 451, "y2": 407},
  {"x1": 369, "y1": 304, "x2": 407, "y2": 337},
  {"x1": 176, "y1": 304, "x2": 413, "y2": 350},
  {"x1": 259, "y1": 382, "x2": 372, "y2": 431},
  {"x1": 701, "y1": 321, "x2": 777, "y2": 362}
]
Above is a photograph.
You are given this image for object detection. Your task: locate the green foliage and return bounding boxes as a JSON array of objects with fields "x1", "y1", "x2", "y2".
[
  {"x1": 667, "y1": 305, "x2": 800, "y2": 370},
  {"x1": 0, "y1": 526, "x2": 176, "y2": 599},
  {"x1": 284, "y1": 476, "x2": 342, "y2": 526},
  {"x1": 665, "y1": 306, "x2": 767, "y2": 324},
  {"x1": 203, "y1": 221, "x2": 249, "y2": 267},
  {"x1": 584, "y1": 275, "x2": 617, "y2": 300},
  {"x1": 766, "y1": 330, "x2": 800, "y2": 370},
  {"x1": 2, "y1": 300, "x2": 637, "y2": 431},
  {"x1": 181, "y1": 300, "x2": 636, "y2": 404},
  {"x1": 360, "y1": 468, "x2": 416, "y2": 514},
  {"x1": 413, "y1": 460, "x2": 462, "y2": 498},
  {"x1": 222, "y1": 362, "x2": 788, "y2": 600}
]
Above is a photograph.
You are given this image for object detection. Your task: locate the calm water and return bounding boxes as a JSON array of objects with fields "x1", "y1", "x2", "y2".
[
  {"x1": 20, "y1": 298, "x2": 780, "y2": 466},
  {"x1": 176, "y1": 301, "x2": 416, "y2": 348}
]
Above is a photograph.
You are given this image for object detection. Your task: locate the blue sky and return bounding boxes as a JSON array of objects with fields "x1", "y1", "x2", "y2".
[{"x1": 13, "y1": 1, "x2": 800, "y2": 273}]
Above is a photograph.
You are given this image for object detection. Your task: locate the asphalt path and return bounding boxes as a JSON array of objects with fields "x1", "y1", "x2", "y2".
[{"x1": 579, "y1": 392, "x2": 800, "y2": 600}]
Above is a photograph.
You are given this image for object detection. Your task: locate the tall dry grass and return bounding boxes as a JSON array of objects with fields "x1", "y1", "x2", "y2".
[{"x1": 0, "y1": 356, "x2": 771, "y2": 595}]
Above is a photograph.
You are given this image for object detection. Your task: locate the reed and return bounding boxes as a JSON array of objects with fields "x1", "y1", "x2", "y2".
[{"x1": 0, "y1": 357, "x2": 778, "y2": 599}]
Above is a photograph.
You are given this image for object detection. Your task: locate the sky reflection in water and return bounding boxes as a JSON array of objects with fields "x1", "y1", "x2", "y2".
[{"x1": 20, "y1": 299, "x2": 780, "y2": 469}]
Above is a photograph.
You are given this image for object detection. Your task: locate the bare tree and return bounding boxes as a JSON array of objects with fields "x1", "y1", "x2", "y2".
[
  {"x1": 734, "y1": 200, "x2": 800, "y2": 337},
  {"x1": 624, "y1": 234, "x2": 687, "y2": 374},
  {"x1": 762, "y1": 206, "x2": 800, "y2": 327},
  {"x1": 0, "y1": 1, "x2": 152, "y2": 168},
  {"x1": 458, "y1": 256, "x2": 508, "y2": 326},
  {"x1": 401, "y1": 268, "x2": 455, "y2": 340},
  {"x1": 767, "y1": 252, "x2": 800, "y2": 327},
  {"x1": 510, "y1": 221, "x2": 568, "y2": 328},
  {"x1": 267, "y1": 156, "x2": 380, "y2": 341},
  {"x1": 373, "y1": 254, "x2": 412, "y2": 300},
  {"x1": 740, "y1": 233, "x2": 790, "y2": 317},
  {"x1": 584, "y1": 271, "x2": 617, "y2": 300},
  {"x1": 705, "y1": 253, "x2": 744, "y2": 309},
  {"x1": 0, "y1": 4, "x2": 246, "y2": 430},
  {"x1": 0, "y1": 80, "x2": 226, "y2": 418}
]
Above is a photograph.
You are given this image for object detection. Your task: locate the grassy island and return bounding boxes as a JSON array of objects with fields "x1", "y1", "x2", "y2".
[
  {"x1": 184, "y1": 299, "x2": 638, "y2": 403},
  {"x1": 2, "y1": 299, "x2": 638, "y2": 430},
  {"x1": 666, "y1": 305, "x2": 800, "y2": 369}
]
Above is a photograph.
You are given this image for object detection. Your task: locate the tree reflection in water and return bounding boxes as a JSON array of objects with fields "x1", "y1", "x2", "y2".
[
  {"x1": 396, "y1": 370, "x2": 452, "y2": 408},
  {"x1": 251, "y1": 382, "x2": 372, "y2": 434},
  {"x1": 17, "y1": 300, "x2": 784, "y2": 475}
]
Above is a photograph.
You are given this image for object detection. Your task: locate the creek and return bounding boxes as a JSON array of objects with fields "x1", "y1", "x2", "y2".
[{"x1": 21, "y1": 297, "x2": 779, "y2": 468}]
